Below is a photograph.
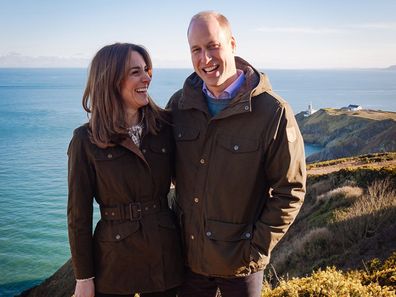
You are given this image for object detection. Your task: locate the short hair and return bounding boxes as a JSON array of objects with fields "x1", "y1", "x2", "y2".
[
  {"x1": 82, "y1": 43, "x2": 164, "y2": 148},
  {"x1": 187, "y1": 11, "x2": 233, "y2": 39}
]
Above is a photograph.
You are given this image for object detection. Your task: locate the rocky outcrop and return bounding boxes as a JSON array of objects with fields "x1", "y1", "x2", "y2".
[
  {"x1": 16, "y1": 259, "x2": 74, "y2": 297},
  {"x1": 296, "y1": 108, "x2": 396, "y2": 163}
]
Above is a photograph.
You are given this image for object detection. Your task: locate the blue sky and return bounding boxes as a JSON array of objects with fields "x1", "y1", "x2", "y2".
[{"x1": 1, "y1": 0, "x2": 395, "y2": 68}]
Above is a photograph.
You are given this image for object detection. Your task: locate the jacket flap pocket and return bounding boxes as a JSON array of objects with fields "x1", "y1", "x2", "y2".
[
  {"x1": 158, "y1": 211, "x2": 177, "y2": 229},
  {"x1": 94, "y1": 147, "x2": 128, "y2": 161},
  {"x1": 217, "y1": 135, "x2": 259, "y2": 153},
  {"x1": 205, "y1": 220, "x2": 253, "y2": 242},
  {"x1": 174, "y1": 126, "x2": 200, "y2": 141},
  {"x1": 95, "y1": 221, "x2": 140, "y2": 242},
  {"x1": 150, "y1": 142, "x2": 170, "y2": 154}
]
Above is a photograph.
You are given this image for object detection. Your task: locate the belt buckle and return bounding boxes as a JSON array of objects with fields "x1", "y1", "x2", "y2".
[{"x1": 129, "y1": 203, "x2": 142, "y2": 221}]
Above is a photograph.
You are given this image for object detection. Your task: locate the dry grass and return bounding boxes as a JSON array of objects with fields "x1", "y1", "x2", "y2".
[
  {"x1": 317, "y1": 185, "x2": 363, "y2": 203},
  {"x1": 269, "y1": 174, "x2": 396, "y2": 279},
  {"x1": 332, "y1": 178, "x2": 396, "y2": 245},
  {"x1": 271, "y1": 227, "x2": 338, "y2": 277}
]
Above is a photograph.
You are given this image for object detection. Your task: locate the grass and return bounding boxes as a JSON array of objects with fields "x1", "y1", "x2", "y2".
[
  {"x1": 307, "y1": 152, "x2": 396, "y2": 169},
  {"x1": 262, "y1": 253, "x2": 396, "y2": 296},
  {"x1": 269, "y1": 165, "x2": 396, "y2": 278}
]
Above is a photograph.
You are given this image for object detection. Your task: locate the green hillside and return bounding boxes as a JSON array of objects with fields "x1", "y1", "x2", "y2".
[
  {"x1": 296, "y1": 108, "x2": 396, "y2": 163},
  {"x1": 263, "y1": 153, "x2": 396, "y2": 296}
]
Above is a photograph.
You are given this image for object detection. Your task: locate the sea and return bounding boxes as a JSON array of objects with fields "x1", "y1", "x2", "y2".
[{"x1": 0, "y1": 68, "x2": 395, "y2": 296}]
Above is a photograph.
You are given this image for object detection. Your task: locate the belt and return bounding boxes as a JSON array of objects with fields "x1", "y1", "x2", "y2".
[{"x1": 100, "y1": 200, "x2": 162, "y2": 221}]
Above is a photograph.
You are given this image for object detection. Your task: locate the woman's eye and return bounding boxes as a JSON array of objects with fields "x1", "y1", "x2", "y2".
[
  {"x1": 146, "y1": 68, "x2": 152, "y2": 77},
  {"x1": 130, "y1": 70, "x2": 140, "y2": 76}
]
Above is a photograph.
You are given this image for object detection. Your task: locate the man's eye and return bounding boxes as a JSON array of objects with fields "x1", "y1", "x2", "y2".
[{"x1": 209, "y1": 44, "x2": 220, "y2": 49}]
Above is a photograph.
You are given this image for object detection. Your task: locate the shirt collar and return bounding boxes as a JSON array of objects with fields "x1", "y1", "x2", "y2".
[{"x1": 202, "y1": 69, "x2": 245, "y2": 99}]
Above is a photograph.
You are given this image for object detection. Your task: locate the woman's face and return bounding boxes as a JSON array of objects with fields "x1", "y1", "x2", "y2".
[{"x1": 120, "y1": 51, "x2": 152, "y2": 112}]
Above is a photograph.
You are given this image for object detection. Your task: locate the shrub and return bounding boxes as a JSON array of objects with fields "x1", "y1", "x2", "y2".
[
  {"x1": 262, "y1": 266, "x2": 396, "y2": 297},
  {"x1": 361, "y1": 252, "x2": 396, "y2": 288}
]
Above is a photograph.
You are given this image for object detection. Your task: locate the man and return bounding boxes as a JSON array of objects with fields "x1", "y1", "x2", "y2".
[{"x1": 167, "y1": 11, "x2": 306, "y2": 297}]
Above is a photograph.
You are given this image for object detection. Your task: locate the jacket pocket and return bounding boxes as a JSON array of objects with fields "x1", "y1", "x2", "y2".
[
  {"x1": 93, "y1": 147, "x2": 128, "y2": 161},
  {"x1": 216, "y1": 134, "x2": 259, "y2": 153},
  {"x1": 94, "y1": 220, "x2": 140, "y2": 242},
  {"x1": 149, "y1": 142, "x2": 171, "y2": 155},
  {"x1": 203, "y1": 219, "x2": 252, "y2": 275},
  {"x1": 174, "y1": 126, "x2": 200, "y2": 142}
]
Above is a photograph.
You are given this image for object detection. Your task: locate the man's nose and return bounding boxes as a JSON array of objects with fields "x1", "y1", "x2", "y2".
[{"x1": 202, "y1": 50, "x2": 212, "y2": 63}]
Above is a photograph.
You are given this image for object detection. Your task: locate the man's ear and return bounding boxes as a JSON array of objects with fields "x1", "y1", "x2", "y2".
[{"x1": 231, "y1": 36, "x2": 236, "y2": 53}]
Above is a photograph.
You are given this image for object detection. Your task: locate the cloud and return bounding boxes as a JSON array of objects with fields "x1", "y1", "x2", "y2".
[
  {"x1": 0, "y1": 52, "x2": 90, "y2": 67},
  {"x1": 257, "y1": 26, "x2": 343, "y2": 34},
  {"x1": 348, "y1": 22, "x2": 396, "y2": 30},
  {"x1": 256, "y1": 22, "x2": 396, "y2": 34}
]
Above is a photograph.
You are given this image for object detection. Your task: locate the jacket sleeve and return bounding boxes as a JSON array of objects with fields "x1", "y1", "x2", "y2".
[
  {"x1": 251, "y1": 102, "x2": 306, "y2": 263},
  {"x1": 67, "y1": 128, "x2": 96, "y2": 279},
  {"x1": 165, "y1": 89, "x2": 182, "y2": 185}
]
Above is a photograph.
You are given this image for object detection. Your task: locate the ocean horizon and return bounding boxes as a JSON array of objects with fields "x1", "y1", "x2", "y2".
[{"x1": 0, "y1": 68, "x2": 395, "y2": 296}]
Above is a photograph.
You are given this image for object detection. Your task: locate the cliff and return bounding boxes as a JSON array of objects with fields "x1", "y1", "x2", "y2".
[
  {"x1": 17, "y1": 153, "x2": 396, "y2": 297},
  {"x1": 16, "y1": 259, "x2": 74, "y2": 297},
  {"x1": 296, "y1": 108, "x2": 396, "y2": 163},
  {"x1": 268, "y1": 152, "x2": 396, "y2": 277}
]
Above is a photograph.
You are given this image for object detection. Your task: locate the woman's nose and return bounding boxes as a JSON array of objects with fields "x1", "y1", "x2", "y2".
[{"x1": 142, "y1": 71, "x2": 151, "y2": 82}]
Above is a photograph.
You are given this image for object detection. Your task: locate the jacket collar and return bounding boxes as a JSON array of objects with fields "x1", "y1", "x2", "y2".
[
  {"x1": 178, "y1": 56, "x2": 272, "y2": 118},
  {"x1": 119, "y1": 137, "x2": 149, "y2": 168}
]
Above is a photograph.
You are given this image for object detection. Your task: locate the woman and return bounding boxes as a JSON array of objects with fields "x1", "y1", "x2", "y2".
[{"x1": 67, "y1": 43, "x2": 183, "y2": 297}]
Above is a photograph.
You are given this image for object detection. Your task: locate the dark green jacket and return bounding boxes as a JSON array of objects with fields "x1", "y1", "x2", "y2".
[
  {"x1": 67, "y1": 122, "x2": 183, "y2": 294},
  {"x1": 167, "y1": 57, "x2": 306, "y2": 277}
]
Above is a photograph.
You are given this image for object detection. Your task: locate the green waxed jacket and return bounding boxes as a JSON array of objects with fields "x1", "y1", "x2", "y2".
[
  {"x1": 67, "y1": 121, "x2": 183, "y2": 294},
  {"x1": 167, "y1": 57, "x2": 306, "y2": 277}
]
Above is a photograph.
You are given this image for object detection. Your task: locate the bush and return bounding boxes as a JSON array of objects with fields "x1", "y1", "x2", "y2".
[
  {"x1": 362, "y1": 252, "x2": 396, "y2": 288},
  {"x1": 262, "y1": 264, "x2": 396, "y2": 297}
]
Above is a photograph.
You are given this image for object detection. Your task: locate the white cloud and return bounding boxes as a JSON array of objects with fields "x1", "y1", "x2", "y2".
[
  {"x1": 256, "y1": 26, "x2": 343, "y2": 34},
  {"x1": 256, "y1": 22, "x2": 396, "y2": 34},
  {"x1": 348, "y1": 22, "x2": 396, "y2": 30}
]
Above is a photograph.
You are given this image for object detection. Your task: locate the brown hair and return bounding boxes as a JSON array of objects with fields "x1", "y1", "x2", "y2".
[
  {"x1": 187, "y1": 11, "x2": 233, "y2": 39},
  {"x1": 82, "y1": 43, "x2": 165, "y2": 148}
]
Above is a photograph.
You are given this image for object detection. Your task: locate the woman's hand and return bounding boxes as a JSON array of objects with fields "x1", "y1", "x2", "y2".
[{"x1": 74, "y1": 278, "x2": 95, "y2": 297}]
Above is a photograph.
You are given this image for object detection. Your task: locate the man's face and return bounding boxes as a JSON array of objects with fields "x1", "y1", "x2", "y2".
[{"x1": 188, "y1": 16, "x2": 237, "y2": 97}]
